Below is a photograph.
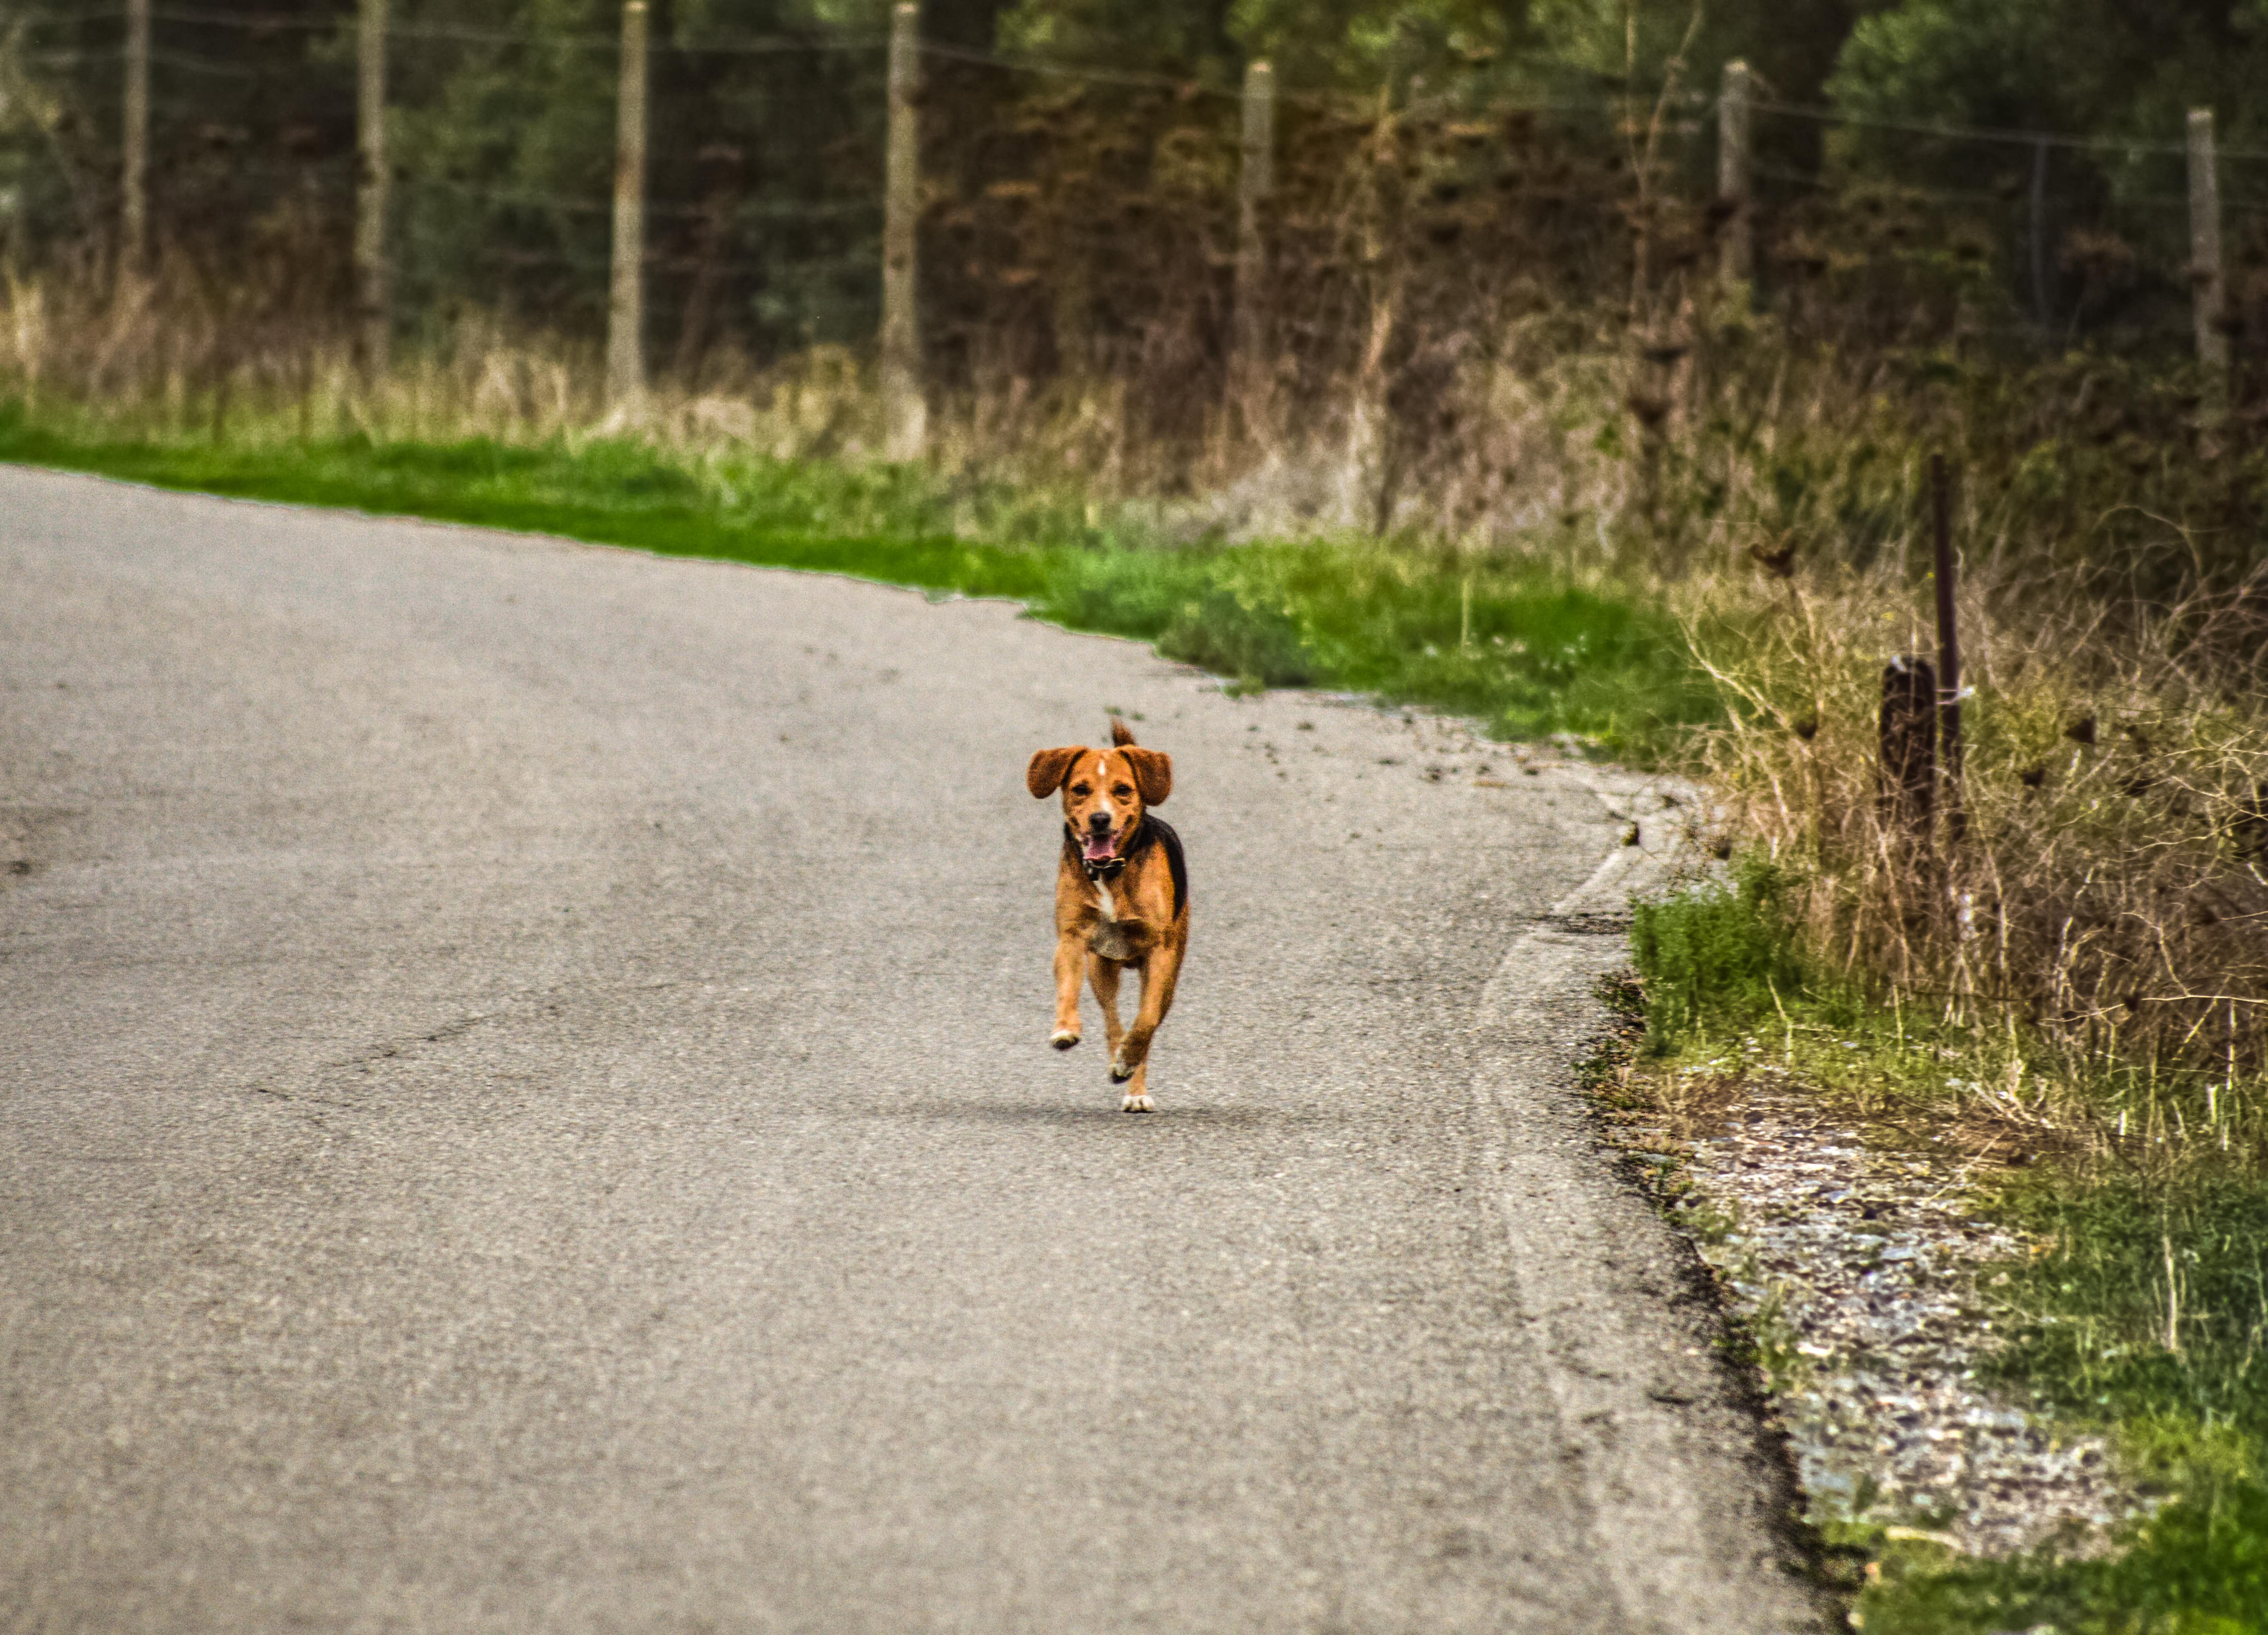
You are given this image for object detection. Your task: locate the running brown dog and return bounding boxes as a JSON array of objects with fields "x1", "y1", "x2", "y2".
[{"x1": 1026, "y1": 719, "x2": 1189, "y2": 1113}]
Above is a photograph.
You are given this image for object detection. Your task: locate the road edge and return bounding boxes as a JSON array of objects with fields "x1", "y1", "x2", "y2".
[{"x1": 1466, "y1": 816, "x2": 1837, "y2": 1634}]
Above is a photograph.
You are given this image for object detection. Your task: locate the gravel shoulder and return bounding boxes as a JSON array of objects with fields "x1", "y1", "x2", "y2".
[
  {"x1": 1595, "y1": 1045, "x2": 2141, "y2": 1569},
  {"x1": 0, "y1": 468, "x2": 1830, "y2": 1633}
]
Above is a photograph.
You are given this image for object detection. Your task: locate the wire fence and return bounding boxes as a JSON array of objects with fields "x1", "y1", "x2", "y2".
[{"x1": 1, "y1": 0, "x2": 2260, "y2": 434}]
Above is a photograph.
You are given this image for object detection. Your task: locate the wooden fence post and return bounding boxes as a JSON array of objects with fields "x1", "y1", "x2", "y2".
[
  {"x1": 2188, "y1": 108, "x2": 2230, "y2": 401},
  {"x1": 1716, "y1": 59, "x2": 1752, "y2": 288},
  {"x1": 1231, "y1": 57, "x2": 1275, "y2": 403},
  {"x1": 881, "y1": 1, "x2": 924, "y2": 461},
  {"x1": 120, "y1": 0, "x2": 150, "y2": 283},
  {"x1": 2026, "y1": 139, "x2": 2051, "y2": 329},
  {"x1": 355, "y1": 0, "x2": 391, "y2": 381},
  {"x1": 1932, "y1": 453, "x2": 1965, "y2": 846},
  {"x1": 607, "y1": 0, "x2": 650, "y2": 412},
  {"x1": 1879, "y1": 654, "x2": 1937, "y2": 838}
]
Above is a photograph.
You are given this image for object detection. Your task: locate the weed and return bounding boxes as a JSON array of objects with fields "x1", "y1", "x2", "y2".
[{"x1": 1575, "y1": 971, "x2": 1648, "y2": 1105}]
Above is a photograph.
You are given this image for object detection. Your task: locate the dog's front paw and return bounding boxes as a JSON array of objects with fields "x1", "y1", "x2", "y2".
[
  {"x1": 1051, "y1": 1029, "x2": 1081, "y2": 1051},
  {"x1": 1120, "y1": 1094, "x2": 1154, "y2": 1113},
  {"x1": 1109, "y1": 1055, "x2": 1134, "y2": 1082}
]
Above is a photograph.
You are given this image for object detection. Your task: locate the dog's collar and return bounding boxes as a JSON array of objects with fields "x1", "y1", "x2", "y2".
[
  {"x1": 1063, "y1": 815, "x2": 1186, "y2": 921},
  {"x1": 1066, "y1": 816, "x2": 1150, "y2": 883}
]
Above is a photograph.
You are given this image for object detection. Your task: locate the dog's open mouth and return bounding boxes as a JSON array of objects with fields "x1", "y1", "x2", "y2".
[{"x1": 1081, "y1": 831, "x2": 1123, "y2": 864}]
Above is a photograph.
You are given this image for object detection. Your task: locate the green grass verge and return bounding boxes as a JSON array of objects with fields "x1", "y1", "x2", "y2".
[
  {"x1": 1633, "y1": 868, "x2": 2268, "y2": 1633},
  {"x1": 0, "y1": 406, "x2": 1714, "y2": 757}
]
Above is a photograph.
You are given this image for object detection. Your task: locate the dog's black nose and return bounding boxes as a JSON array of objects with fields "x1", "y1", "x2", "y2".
[{"x1": 1087, "y1": 810, "x2": 1113, "y2": 830}]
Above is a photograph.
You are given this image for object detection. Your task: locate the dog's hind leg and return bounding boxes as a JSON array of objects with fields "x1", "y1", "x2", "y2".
[
  {"x1": 1088, "y1": 954, "x2": 1126, "y2": 1059},
  {"x1": 1116, "y1": 1054, "x2": 1152, "y2": 1113},
  {"x1": 1109, "y1": 943, "x2": 1183, "y2": 1101}
]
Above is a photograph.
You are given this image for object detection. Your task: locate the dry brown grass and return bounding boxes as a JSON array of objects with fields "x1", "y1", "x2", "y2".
[{"x1": 1687, "y1": 559, "x2": 2268, "y2": 1162}]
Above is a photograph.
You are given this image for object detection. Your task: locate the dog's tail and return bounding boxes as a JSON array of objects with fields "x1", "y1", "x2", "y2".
[{"x1": 1109, "y1": 717, "x2": 1138, "y2": 747}]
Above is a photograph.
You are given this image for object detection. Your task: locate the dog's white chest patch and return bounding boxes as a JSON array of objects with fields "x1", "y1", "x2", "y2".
[{"x1": 1094, "y1": 878, "x2": 1116, "y2": 921}]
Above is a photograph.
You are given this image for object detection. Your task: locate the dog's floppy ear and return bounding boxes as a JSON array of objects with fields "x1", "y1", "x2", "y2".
[
  {"x1": 1122, "y1": 746, "x2": 1172, "y2": 806},
  {"x1": 1026, "y1": 746, "x2": 1084, "y2": 799}
]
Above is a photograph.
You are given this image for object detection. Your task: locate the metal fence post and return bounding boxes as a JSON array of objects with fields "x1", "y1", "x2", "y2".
[
  {"x1": 607, "y1": 0, "x2": 650, "y2": 412},
  {"x1": 355, "y1": 0, "x2": 391, "y2": 381},
  {"x1": 1231, "y1": 57, "x2": 1275, "y2": 403},
  {"x1": 121, "y1": 0, "x2": 150, "y2": 282},
  {"x1": 1716, "y1": 59, "x2": 1752, "y2": 288},
  {"x1": 2188, "y1": 108, "x2": 2230, "y2": 401},
  {"x1": 881, "y1": 1, "x2": 924, "y2": 461}
]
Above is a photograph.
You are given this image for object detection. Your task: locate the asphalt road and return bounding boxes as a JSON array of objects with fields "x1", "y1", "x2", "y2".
[{"x1": 0, "y1": 468, "x2": 1827, "y2": 1635}]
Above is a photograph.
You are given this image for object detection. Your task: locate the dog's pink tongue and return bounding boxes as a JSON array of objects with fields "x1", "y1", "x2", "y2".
[{"x1": 1082, "y1": 835, "x2": 1116, "y2": 862}]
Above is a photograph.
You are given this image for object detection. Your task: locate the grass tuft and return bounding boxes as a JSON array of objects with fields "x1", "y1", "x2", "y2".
[{"x1": 1630, "y1": 856, "x2": 1810, "y2": 1052}]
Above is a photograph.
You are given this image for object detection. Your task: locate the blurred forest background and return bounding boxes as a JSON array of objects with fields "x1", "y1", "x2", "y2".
[
  {"x1": 9, "y1": 0, "x2": 2268, "y2": 568},
  {"x1": 11, "y1": 0, "x2": 2268, "y2": 349}
]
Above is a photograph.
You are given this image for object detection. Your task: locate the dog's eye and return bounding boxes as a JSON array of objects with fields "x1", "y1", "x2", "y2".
[
  {"x1": 1070, "y1": 784, "x2": 1091, "y2": 797},
  {"x1": 1113, "y1": 784, "x2": 1134, "y2": 798}
]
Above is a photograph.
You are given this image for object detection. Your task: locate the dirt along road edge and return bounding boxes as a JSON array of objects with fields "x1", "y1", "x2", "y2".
[{"x1": 1471, "y1": 816, "x2": 1831, "y2": 1630}]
